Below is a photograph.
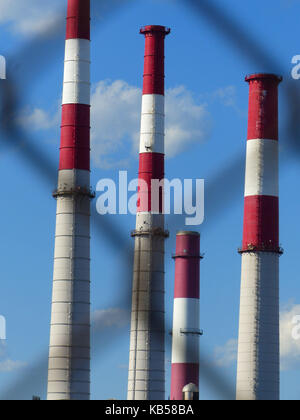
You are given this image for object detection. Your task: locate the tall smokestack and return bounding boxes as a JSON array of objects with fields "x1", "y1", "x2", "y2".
[
  {"x1": 47, "y1": 0, "x2": 91, "y2": 400},
  {"x1": 170, "y1": 231, "x2": 202, "y2": 400},
  {"x1": 236, "y1": 73, "x2": 282, "y2": 401},
  {"x1": 127, "y1": 25, "x2": 170, "y2": 401}
]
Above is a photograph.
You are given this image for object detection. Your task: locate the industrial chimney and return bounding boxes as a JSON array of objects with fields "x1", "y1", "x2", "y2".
[
  {"x1": 236, "y1": 73, "x2": 282, "y2": 400},
  {"x1": 170, "y1": 231, "x2": 202, "y2": 400},
  {"x1": 127, "y1": 25, "x2": 170, "y2": 401},
  {"x1": 47, "y1": 0, "x2": 92, "y2": 400}
]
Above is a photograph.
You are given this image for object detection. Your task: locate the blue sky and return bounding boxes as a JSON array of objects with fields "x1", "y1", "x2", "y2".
[{"x1": 0, "y1": 0, "x2": 300, "y2": 400}]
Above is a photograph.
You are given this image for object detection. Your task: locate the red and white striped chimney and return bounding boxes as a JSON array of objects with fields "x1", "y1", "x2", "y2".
[
  {"x1": 47, "y1": 0, "x2": 91, "y2": 400},
  {"x1": 236, "y1": 73, "x2": 282, "y2": 400},
  {"x1": 127, "y1": 25, "x2": 170, "y2": 401},
  {"x1": 170, "y1": 231, "x2": 202, "y2": 400}
]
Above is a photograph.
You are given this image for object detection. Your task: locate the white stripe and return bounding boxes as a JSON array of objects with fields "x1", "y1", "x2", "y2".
[
  {"x1": 171, "y1": 298, "x2": 199, "y2": 364},
  {"x1": 135, "y1": 212, "x2": 164, "y2": 230},
  {"x1": 64, "y1": 39, "x2": 90, "y2": 62},
  {"x1": 244, "y1": 139, "x2": 278, "y2": 197},
  {"x1": 139, "y1": 94, "x2": 164, "y2": 154},
  {"x1": 62, "y1": 39, "x2": 90, "y2": 105}
]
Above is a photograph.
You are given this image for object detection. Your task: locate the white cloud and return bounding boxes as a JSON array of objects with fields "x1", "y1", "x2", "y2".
[
  {"x1": 212, "y1": 86, "x2": 237, "y2": 108},
  {"x1": 91, "y1": 80, "x2": 141, "y2": 169},
  {"x1": 214, "y1": 303, "x2": 300, "y2": 371},
  {"x1": 280, "y1": 303, "x2": 300, "y2": 371},
  {"x1": 214, "y1": 338, "x2": 238, "y2": 367},
  {"x1": 165, "y1": 86, "x2": 210, "y2": 157},
  {"x1": 0, "y1": 359, "x2": 27, "y2": 372},
  {"x1": 16, "y1": 79, "x2": 211, "y2": 168},
  {"x1": 91, "y1": 80, "x2": 210, "y2": 168},
  {"x1": 0, "y1": 341, "x2": 27, "y2": 372},
  {"x1": 92, "y1": 308, "x2": 130, "y2": 330},
  {"x1": 0, "y1": 0, "x2": 62, "y2": 35},
  {"x1": 210, "y1": 85, "x2": 245, "y2": 116},
  {"x1": 17, "y1": 107, "x2": 60, "y2": 132}
]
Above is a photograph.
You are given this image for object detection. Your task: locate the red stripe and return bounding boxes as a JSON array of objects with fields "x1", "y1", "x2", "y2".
[
  {"x1": 59, "y1": 104, "x2": 90, "y2": 171},
  {"x1": 170, "y1": 363, "x2": 199, "y2": 400},
  {"x1": 242, "y1": 195, "x2": 279, "y2": 251},
  {"x1": 246, "y1": 74, "x2": 281, "y2": 141},
  {"x1": 66, "y1": 0, "x2": 90, "y2": 40},
  {"x1": 140, "y1": 26, "x2": 170, "y2": 95},
  {"x1": 137, "y1": 153, "x2": 164, "y2": 213},
  {"x1": 174, "y1": 234, "x2": 200, "y2": 299}
]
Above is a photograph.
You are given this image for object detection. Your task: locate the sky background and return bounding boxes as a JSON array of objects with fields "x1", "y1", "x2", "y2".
[{"x1": 0, "y1": 0, "x2": 300, "y2": 400}]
